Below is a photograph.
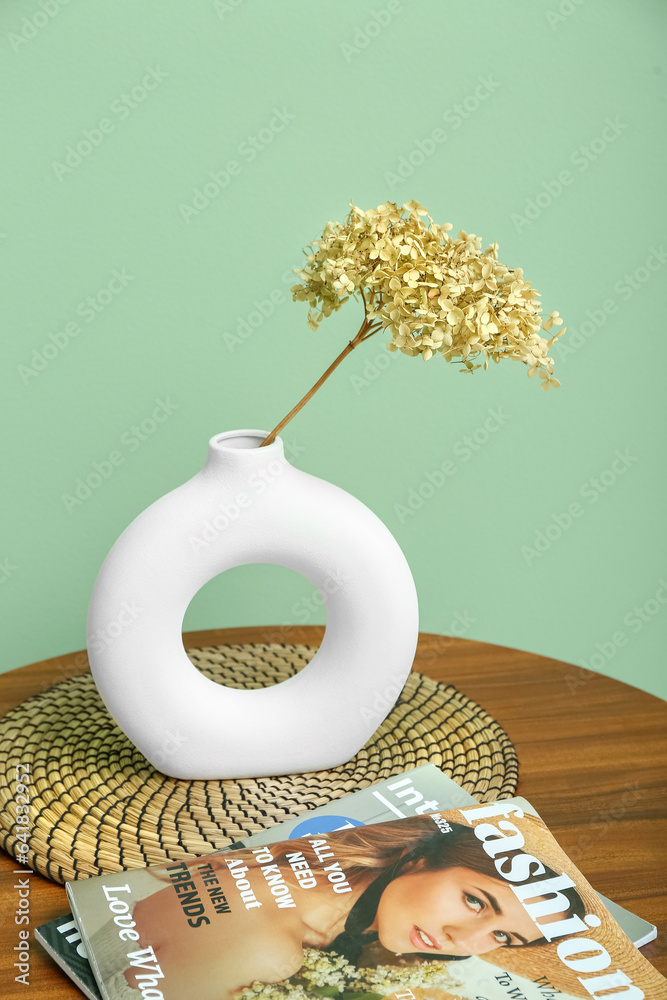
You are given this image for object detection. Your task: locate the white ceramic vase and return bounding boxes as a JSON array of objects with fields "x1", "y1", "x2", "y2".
[{"x1": 87, "y1": 429, "x2": 419, "y2": 779}]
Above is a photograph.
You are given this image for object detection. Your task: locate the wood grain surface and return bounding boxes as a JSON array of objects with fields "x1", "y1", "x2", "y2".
[{"x1": 0, "y1": 626, "x2": 665, "y2": 997}]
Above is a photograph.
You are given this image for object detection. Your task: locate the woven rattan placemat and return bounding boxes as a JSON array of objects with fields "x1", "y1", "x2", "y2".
[{"x1": 0, "y1": 642, "x2": 518, "y2": 883}]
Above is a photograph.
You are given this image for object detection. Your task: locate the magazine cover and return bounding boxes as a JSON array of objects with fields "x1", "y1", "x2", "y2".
[
  {"x1": 34, "y1": 916, "x2": 102, "y2": 1000},
  {"x1": 36, "y1": 765, "x2": 655, "y2": 997},
  {"x1": 67, "y1": 797, "x2": 667, "y2": 1000}
]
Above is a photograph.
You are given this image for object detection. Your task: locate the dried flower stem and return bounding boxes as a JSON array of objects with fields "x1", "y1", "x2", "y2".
[{"x1": 260, "y1": 311, "x2": 380, "y2": 447}]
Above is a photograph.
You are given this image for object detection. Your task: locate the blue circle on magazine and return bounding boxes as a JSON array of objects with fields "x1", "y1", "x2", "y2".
[{"x1": 290, "y1": 816, "x2": 364, "y2": 838}]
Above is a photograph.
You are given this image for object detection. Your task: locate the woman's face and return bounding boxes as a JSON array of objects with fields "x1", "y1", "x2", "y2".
[{"x1": 371, "y1": 864, "x2": 555, "y2": 957}]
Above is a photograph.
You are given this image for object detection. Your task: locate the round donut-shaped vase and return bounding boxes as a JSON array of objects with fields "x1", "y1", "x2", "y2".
[{"x1": 87, "y1": 430, "x2": 419, "y2": 779}]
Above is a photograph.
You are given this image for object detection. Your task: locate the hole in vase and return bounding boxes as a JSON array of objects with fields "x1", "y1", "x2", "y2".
[{"x1": 181, "y1": 564, "x2": 327, "y2": 689}]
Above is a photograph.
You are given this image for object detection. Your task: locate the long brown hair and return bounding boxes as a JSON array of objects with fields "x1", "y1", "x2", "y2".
[{"x1": 255, "y1": 814, "x2": 444, "y2": 889}]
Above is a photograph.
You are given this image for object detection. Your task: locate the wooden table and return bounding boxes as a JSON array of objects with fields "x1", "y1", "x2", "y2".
[{"x1": 1, "y1": 626, "x2": 666, "y2": 996}]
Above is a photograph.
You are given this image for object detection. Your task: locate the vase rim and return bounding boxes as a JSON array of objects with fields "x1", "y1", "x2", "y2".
[{"x1": 208, "y1": 429, "x2": 282, "y2": 453}]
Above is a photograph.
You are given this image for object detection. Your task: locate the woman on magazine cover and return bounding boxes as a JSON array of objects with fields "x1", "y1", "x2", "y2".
[{"x1": 91, "y1": 814, "x2": 585, "y2": 1000}]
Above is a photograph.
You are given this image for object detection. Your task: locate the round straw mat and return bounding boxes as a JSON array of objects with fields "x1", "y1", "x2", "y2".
[{"x1": 0, "y1": 643, "x2": 518, "y2": 884}]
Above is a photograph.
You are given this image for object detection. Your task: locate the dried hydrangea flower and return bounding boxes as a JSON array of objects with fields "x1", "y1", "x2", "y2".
[{"x1": 261, "y1": 200, "x2": 566, "y2": 446}]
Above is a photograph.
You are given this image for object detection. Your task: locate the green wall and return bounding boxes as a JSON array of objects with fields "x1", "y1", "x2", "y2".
[{"x1": 2, "y1": 0, "x2": 666, "y2": 702}]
